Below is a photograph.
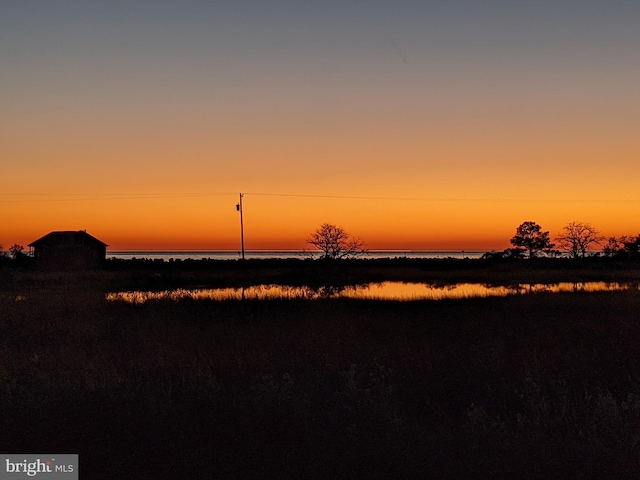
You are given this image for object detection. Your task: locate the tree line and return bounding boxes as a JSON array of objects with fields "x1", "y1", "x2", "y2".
[
  {"x1": 307, "y1": 221, "x2": 640, "y2": 260},
  {"x1": 506, "y1": 220, "x2": 640, "y2": 259},
  {"x1": 2, "y1": 222, "x2": 639, "y2": 265}
]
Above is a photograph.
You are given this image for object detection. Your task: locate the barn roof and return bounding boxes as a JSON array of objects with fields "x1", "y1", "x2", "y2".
[{"x1": 28, "y1": 230, "x2": 109, "y2": 247}]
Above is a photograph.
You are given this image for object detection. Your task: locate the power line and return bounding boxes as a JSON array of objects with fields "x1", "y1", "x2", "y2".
[
  {"x1": 0, "y1": 192, "x2": 236, "y2": 197},
  {"x1": 1, "y1": 191, "x2": 639, "y2": 204},
  {"x1": 245, "y1": 192, "x2": 640, "y2": 204},
  {"x1": 0, "y1": 192, "x2": 236, "y2": 203}
]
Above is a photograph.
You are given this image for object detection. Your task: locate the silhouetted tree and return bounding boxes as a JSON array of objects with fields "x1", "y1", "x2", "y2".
[
  {"x1": 603, "y1": 237, "x2": 623, "y2": 257},
  {"x1": 510, "y1": 221, "x2": 554, "y2": 258},
  {"x1": 307, "y1": 223, "x2": 365, "y2": 259},
  {"x1": 555, "y1": 221, "x2": 604, "y2": 258},
  {"x1": 622, "y1": 235, "x2": 640, "y2": 257},
  {"x1": 9, "y1": 244, "x2": 26, "y2": 259},
  {"x1": 603, "y1": 234, "x2": 640, "y2": 258}
]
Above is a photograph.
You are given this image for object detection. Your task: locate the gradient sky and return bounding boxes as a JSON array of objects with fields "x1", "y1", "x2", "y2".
[{"x1": 2, "y1": 1, "x2": 639, "y2": 250}]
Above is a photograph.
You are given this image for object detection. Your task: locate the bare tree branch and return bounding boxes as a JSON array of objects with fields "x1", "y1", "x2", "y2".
[
  {"x1": 306, "y1": 223, "x2": 366, "y2": 259},
  {"x1": 555, "y1": 221, "x2": 604, "y2": 258}
]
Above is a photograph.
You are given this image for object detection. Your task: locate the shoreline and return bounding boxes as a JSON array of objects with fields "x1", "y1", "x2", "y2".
[{"x1": 3, "y1": 256, "x2": 639, "y2": 292}]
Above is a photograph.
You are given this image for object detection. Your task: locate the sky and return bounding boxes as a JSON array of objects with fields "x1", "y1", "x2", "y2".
[{"x1": 2, "y1": 0, "x2": 639, "y2": 250}]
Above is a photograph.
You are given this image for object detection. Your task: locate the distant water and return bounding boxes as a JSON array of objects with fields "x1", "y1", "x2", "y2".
[{"x1": 106, "y1": 250, "x2": 487, "y2": 261}]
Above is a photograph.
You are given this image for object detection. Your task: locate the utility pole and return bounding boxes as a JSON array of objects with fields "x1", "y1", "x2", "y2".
[{"x1": 236, "y1": 193, "x2": 245, "y2": 260}]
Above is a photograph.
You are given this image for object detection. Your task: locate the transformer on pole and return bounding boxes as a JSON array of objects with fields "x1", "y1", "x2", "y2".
[{"x1": 236, "y1": 193, "x2": 245, "y2": 260}]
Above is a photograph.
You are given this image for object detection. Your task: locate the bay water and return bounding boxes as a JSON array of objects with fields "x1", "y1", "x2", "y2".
[{"x1": 106, "y1": 250, "x2": 487, "y2": 261}]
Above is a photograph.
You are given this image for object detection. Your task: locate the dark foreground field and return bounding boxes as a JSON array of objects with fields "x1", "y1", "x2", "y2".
[{"x1": 2, "y1": 260, "x2": 640, "y2": 479}]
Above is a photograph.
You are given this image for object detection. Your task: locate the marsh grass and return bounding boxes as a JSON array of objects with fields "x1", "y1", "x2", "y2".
[
  {"x1": 5, "y1": 255, "x2": 639, "y2": 293},
  {"x1": 2, "y1": 288, "x2": 640, "y2": 478},
  {"x1": 104, "y1": 284, "x2": 366, "y2": 303},
  {"x1": 105, "y1": 281, "x2": 638, "y2": 305},
  {"x1": 2, "y1": 259, "x2": 640, "y2": 478}
]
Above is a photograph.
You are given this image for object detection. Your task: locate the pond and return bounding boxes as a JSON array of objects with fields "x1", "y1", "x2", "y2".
[{"x1": 106, "y1": 281, "x2": 639, "y2": 304}]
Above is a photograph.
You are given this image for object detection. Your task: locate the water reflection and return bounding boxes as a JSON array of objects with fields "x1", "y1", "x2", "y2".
[{"x1": 106, "y1": 281, "x2": 638, "y2": 304}]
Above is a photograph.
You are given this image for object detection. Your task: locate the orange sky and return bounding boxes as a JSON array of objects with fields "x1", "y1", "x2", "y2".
[{"x1": 2, "y1": 2, "x2": 639, "y2": 251}]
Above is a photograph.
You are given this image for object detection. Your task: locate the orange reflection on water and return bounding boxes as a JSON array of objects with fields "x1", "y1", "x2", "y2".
[
  {"x1": 105, "y1": 281, "x2": 637, "y2": 304},
  {"x1": 346, "y1": 281, "x2": 636, "y2": 300}
]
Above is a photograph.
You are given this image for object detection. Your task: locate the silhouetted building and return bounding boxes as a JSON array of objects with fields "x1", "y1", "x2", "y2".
[{"x1": 28, "y1": 230, "x2": 108, "y2": 270}]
